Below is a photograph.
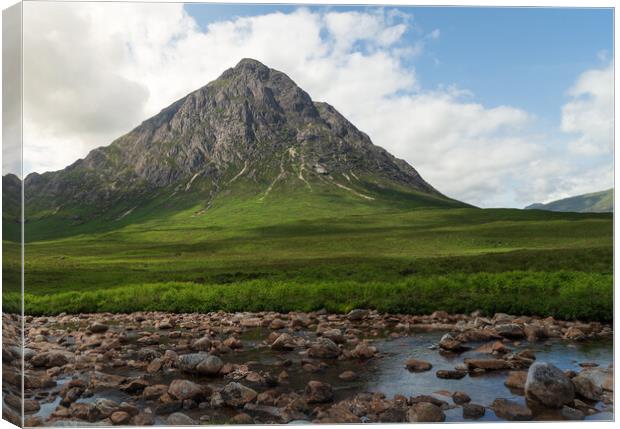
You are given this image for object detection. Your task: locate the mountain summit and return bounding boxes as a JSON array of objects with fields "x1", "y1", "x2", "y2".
[{"x1": 16, "y1": 59, "x2": 465, "y2": 236}]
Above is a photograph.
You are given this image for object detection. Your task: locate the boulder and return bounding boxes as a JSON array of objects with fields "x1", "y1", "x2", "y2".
[
  {"x1": 462, "y1": 403, "x2": 486, "y2": 419},
  {"x1": 495, "y1": 323, "x2": 525, "y2": 339},
  {"x1": 436, "y1": 370, "x2": 467, "y2": 379},
  {"x1": 195, "y1": 355, "x2": 224, "y2": 375},
  {"x1": 347, "y1": 309, "x2": 369, "y2": 321},
  {"x1": 438, "y1": 333, "x2": 468, "y2": 352},
  {"x1": 571, "y1": 367, "x2": 613, "y2": 401},
  {"x1": 88, "y1": 322, "x2": 109, "y2": 334},
  {"x1": 271, "y1": 333, "x2": 297, "y2": 351},
  {"x1": 465, "y1": 358, "x2": 510, "y2": 371},
  {"x1": 505, "y1": 371, "x2": 527, "y2": 390},
  {"x1": 452, "y1": 391, "x2": 471, "y2": 405},
  {"x1": 525, "y1": 362, "x2": 574, "y2": 408},
  {"x1": 307, "y1": 338, "x2": 340, "y2": 359}
]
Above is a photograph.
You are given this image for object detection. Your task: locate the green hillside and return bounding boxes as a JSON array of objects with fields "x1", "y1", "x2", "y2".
[
  {"x1": 526, "y1": 188, "x2": 613, "y2": 213},
  {"x1": 3, "y1": 182, "x2": 612, "y2": 320}
]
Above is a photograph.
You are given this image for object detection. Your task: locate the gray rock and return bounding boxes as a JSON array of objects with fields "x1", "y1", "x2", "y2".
[
  {"x1": 167, "y1": 412, "x2": 197, "y2": 425},
  {"x1": 525, "y1": 362, "x2": 574, "y2": 408}
]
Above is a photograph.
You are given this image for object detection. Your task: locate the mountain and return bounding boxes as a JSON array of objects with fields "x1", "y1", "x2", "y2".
[
  {"x1": 6, "y1": 59, "x2": 466, "y2": 240},
  {"x1": 525, "y1": 189, "x2": 613, "y2": 213}
]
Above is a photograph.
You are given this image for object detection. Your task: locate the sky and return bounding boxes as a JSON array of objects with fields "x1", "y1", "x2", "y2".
[{"x1": 7, "y1": 2, "x2": 614, "y2": 208}]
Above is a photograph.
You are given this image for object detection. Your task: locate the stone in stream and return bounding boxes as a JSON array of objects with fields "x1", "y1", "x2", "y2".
[
  {"x1": 351, "y1": 342, "x2": 377, "y2": 359},
  {"x1": 491, "y1": 398, "x2": 532, "y2": 421},
  {"x1": 220, "y1": 382, "x2": 258, "y2": 407},
  {"x1": 30, "y1": 350, "x2": 74, "y2": 368},
  {"x1": 271, "y1": 333, "x2": 297, "y2": 350},
  {"x1": 230, "y1": 412, "x2": 254, "y2": 424},
  {"x1": 462, "y1": 403, "x2": 486, "y2": 419},
  {"x1": 436, "y1": 370, "x2": 467, "y2": 380},
  {"x1": 571, "y1": 367, "x2": 613, "y2": 401},
  {"x1": 561, "y1": 405, "x2": 585, "y2": 420},
  {"x1": 110, "y1": 411, "x2": 131, "y2": 425},
  {"x1": 191, "y1": 336, "x2": 212, "y2": 351},
  {"x1": 321, "y1": 328, "x2": 346, "y2": 344},
  {"x1": 347, "y1": 309, "x2": 369, "y2": 320},
  {"x1": 465, "y1": 358, "x2": 510, "y2": 371},
  {"x1": 143, "y1": 384, "x2": 169, "y2": 400},
  {"x1": 88, "y1": 322, "x2": 109, "y2": 334},
  {"x1": 168, "y1": 379, "x2": 206, "y2": 401},
  {"x1": 564, "y1": 327, "x2": 586, "y2": 341},
  {"x1": 338, "y1": 370, "x2": 357, "y2": 381},
  {"x1": 505, "y1": 371, "x2": 527, "y2": 390},
  {"x1": 167, "y1": 412, "x2": 197, "y2": 425},
  {"x1": 475, "y1": 341, "x2": 511, "y2": 355},
  {"x1": 494, "y1": 323, "x2": 525, "y2": 339},
  {"x1": 305, "y1": 380, "x2": 334, "y2": 403},
  {"x1": 132, "y1": 410, "x2": 155, "y2": 426},
  {"x1": 196, "y1": 355, "x2": 224, "y2": 375},
  {"x1": 406, "y1": 402, "x2": 446, "y2": 422},
  {"x1": 93, "y1": 398, "x2": 119, "y2": 418},
  {"x1": 405, "y1": 358, "x2": 432, "y2": 372},
  {"x1": 525, "y1": 362, "x2": 574, "y2": 408},
  {"x1": 452, "y1": 391, "x2": 471, "y2": 405},
  {"x1": 438, "y1": 333, "x2": 468, "y2": 353},
  {"x1": 307, "y1": 337, "x2": 340, "y2": 359}
]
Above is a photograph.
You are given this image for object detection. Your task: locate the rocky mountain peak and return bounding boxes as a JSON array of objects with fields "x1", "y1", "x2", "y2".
[{"x1": 19, "y1": 59, "x2": 450, "y2": 219}]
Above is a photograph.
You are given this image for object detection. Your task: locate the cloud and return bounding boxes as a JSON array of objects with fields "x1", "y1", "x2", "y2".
[
  {"x1": 561, "y1": 64, "x2": 613, "y2": 156},
  {"x1": 18, "y1": 2, "x2": 613, "y2": 208}
]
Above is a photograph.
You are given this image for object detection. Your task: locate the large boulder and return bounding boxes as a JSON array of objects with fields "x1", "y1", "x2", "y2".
[
  {"x1": 571, "y1": 367, "x2": 613, "y2": 401},
  {"x1": 525, "y1": 362, "x2": 574, "y2": 408},
  {"x1": 178, "y1": 353, "x2": 223, "y2": 375}
]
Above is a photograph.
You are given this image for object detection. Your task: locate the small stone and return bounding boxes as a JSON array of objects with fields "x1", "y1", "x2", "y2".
[
  {"x1": 305, "y1": 380, "x2": 333, "y2": 403},
  {"x1": 505, "y1": 371, "x2": 527, "y2": 390},
  {"x1": 89, "y1": 322, "x2": 109, "y2": 334},
  {"x1": 452, "y1": 391, "x2": 471, "y2": 405},
  {"x1": 407, "y1": 402, "x2": 445, "y2": 422},
  {"x1": 110, "y1": 411, "x2": 131, "y2": 425},
  {"x1": 230, "y1": 413, "x2": 254, "y2": 424},
  {"x1": 436, "y1": 370, "x2": 467, "y2": 379},
  {"x1": 463, "y1": 403, "x2": 486, "y2": 419},
  {"x1": 405, "y1": 359, "x2": 432, "y2": 372},
  {"x1": 167, "y1": 412, "x2": 196, "y2": 425},
  {"x1": 561, "y1": 405, "x2": 584, "y2": 420},
  {"x1": 338, "y1": 370, "x2": 357, "y2": 381},
  {"x1": 491, "y1": 398, "x2": 532, "y2": 421}
]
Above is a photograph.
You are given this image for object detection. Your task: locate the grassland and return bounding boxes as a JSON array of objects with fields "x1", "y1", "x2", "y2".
[{"x1": 2, "y1": 182, "x2": 614, "y2": 320}]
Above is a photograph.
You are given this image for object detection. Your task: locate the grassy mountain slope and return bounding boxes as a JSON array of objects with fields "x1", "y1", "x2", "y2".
[{"x1": 526, "y1": 188, "x2": 613, "y2": 213}]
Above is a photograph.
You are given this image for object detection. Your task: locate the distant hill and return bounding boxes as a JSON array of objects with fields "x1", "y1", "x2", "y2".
[{"x1": 525, "y1": 189, "x2": 613, "y2": 213}]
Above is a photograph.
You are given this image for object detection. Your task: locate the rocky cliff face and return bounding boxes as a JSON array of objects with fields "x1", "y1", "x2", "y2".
[{"x1": 20, "y1": 59, "x2": 449, "y2": 219}]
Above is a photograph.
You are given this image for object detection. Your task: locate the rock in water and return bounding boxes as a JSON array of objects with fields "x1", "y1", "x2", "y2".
[
  {"x1": 220, "y1": 382, "x2": 258, "y2": 407},
  {"x1": 491, "y1": 399, "x2": 532, "y2": 421},
  {"x1": 167, "y1": 412, "x2": 197, "y2": 425},
  {"x1": 405, "y1": 359, "x2": 432, "y2": 372},
  {"x1": 525, "y1": 362, "x2": 574, "y2": 408},
  {"x1": 305, "y1": 380, "x2": 334, "y2": 403},
  {"x1": 406, "y1": 402, "x2": 445, "y2": 422}
]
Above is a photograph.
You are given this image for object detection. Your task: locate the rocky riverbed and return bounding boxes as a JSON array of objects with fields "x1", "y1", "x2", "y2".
[{"x1": 2, "y1": 310, "x2": 614, "y2": 426}]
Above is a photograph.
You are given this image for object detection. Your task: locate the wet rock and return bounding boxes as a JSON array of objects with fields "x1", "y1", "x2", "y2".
[
  {"x1": 110, "y1": 411, "x2": 131, "y2": 425},
  {"x1": 191, "y1": 336, "x2": 212, "y2": 351},
  {"x1": 30, "y1": 351, "x2": 73, "y2": 368},
  {"x1": 68, "y1": 402, "x2": 99, "y2": 422},
  {"x1": 505, "y1": 371, "x2": 527, "y2": 390},
  {"x1": 132, "y1": 410, "x2": 155, "y2": 426},
  {"x1": 271, "y1": 333, "x2": 297, "y2": 351},
  {"x1": 270, "y1": 319, "x2": 286, "y2": 330},
  {"x1": 407, "y1": 402, "x2": 445, "y2": 422},
  {"x1": 146, "y1": 358, "x2": 163, "y2": 374},
  {"x1": 322, "y1": 329, "x2": 345, "y2": 344},
  {"x1": 438, "y1": 333, "x2": 468, "y2": 352},
  {"x1": 561, "y1": 405, "x2": 584, "y2": 420},
  {"x1": 168, "y1": 379, "x2": 206, "y2": 401},
  {"x1": 572, "y1": 367, "x2": 613, "y2": 401},
  {"x1": 463, "y1": 403, "x2": 486, "y2": 419},
  {"x1": 351, "y1": 342, "x2": 377, "y2": 359},
  {"x1": 405, "y1": 358, "x2": 432, "y2": 372},
  {"x1": 347, "y1": 309, "x2": 369, "y2": 321},
  {"x1": 156, "y1": 319, "x2": 174, "y2": 329},
  {"x1": 167, "y1": 412, "x2": 196, "y2": 425},
  {"x1": 338, "y1": 370, "x2": 357, "y2": 381},
  {"x1": 452, "y1": 391, "x2": 471, "y2": 405},
  {"x1": 220, "y1": 382, "x2": 258, "y2": 407},
  {"x1": 196, "y1": 355, "x2": 224, "y2": 375},
  {"x1": 491, "y1": 398, "x2": 532, "y2": 421},
  {"x1": 308, "y1": 337, "x2": 340, "y2": 359},
  {"x1": 88, "y1": 322, "x2": 109, "y2": 334},
  {"x1": 436, "y1": 370, "x2": 467, "y2": 379},
  {"x1": 564, "y1": 327, "x2": 586, "y2": 341},
  {"x1": 465, "y1": 358, "x2": 510, "y2": 371},
  {"x1": 316, "y1": 405, "x2": 361, "y2": 423},
  {"x1": 524, "y1": 324, "x2": 547, "y2": 342},
  {"x1": 143, "y1": 384, "x2": 168, "y2": 400},
  {"x1": 229, "y1": 412, "x2": 253, "y2": 424},
  {"x1": 305, "y1": 380, "x2": 334, "y2": 403},
  {"x1": 119, "y1": 377, "x2": 149, "y2": 394},
  {"x1": 475, "y1": 341, "x2": 510, "y2": 355},
  {"x1": 525, "y1": 362, "x2": 574, "y2": 408},
  {"x1": 91, "y1": 399, "x2": 118, "y2": 418},
  {"x1": 495, "y1": 323, "x2": 525, "y2": 339}
]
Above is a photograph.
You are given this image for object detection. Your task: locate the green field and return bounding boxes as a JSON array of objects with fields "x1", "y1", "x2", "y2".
[{"x1": 2, "y1": 182, "x2": 614, "y2": 320}]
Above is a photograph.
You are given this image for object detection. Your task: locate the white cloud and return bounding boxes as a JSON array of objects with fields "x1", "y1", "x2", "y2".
[
  {"x1": 18, "y1": 2, "x2": 613, "y2": 208},
  {"x1": 561, "y1": 64, "x2": 613, "y2": 156}
]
